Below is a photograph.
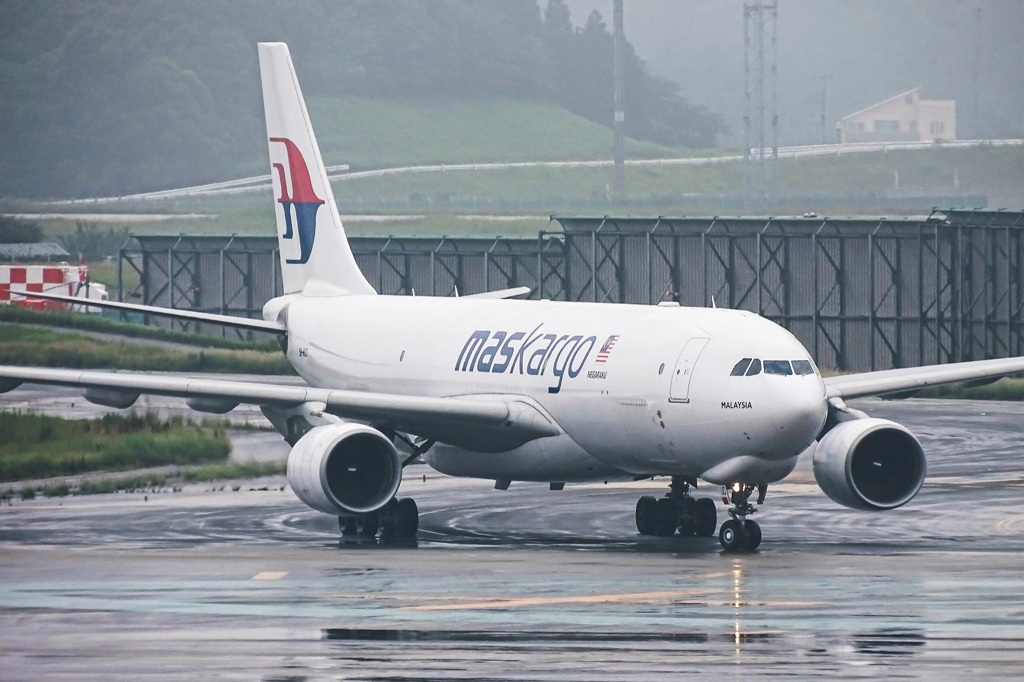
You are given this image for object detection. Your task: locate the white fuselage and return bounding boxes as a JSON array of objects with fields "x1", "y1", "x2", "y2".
[{"x1": 279, "y1": 294, "x2": 828, "y2": 486}]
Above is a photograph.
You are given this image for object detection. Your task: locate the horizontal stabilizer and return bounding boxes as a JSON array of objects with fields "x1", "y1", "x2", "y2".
[{"x1": 463, "y1": 287, "x2": 532, "y2": 300}]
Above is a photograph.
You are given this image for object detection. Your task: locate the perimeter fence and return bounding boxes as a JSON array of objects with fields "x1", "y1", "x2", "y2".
[{"x1": 119, "y1": 208, "x2": 1024, "y2": 371}]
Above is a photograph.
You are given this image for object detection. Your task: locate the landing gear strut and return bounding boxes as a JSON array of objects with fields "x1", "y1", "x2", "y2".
[
  {"x1": 718, "y1": 483, "x2": 765, "y2": 551},
  {"x1": 338, "y1": 497, "x2": 419, "y2": 542},
  {"x1": 635, "y1": 476, "x2": 717, "y2": 538}
]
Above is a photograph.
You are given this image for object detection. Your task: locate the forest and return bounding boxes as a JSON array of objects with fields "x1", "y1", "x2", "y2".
[{"x1": 0, "y1": 0, "x2": 725, "y2": 199}]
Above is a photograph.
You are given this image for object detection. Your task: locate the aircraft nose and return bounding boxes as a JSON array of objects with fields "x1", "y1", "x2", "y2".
[{"x1": 770, "y1": 378, "x2": 828, "y2": 456}]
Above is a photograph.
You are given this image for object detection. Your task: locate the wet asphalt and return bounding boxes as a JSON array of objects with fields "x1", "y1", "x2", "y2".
[{"x1": 1, "y1": 396, "x2": 1024, "y2": 679}]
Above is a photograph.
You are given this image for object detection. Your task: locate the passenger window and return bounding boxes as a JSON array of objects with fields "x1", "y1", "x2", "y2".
[
  {"x1": 730, "y1": 358, "x2": 752, "y2": 376},
  {"x1": 763, "y1": 360, "x2": 793, "y2": 376},
  {"x1": 792, "y1": 360, "x2": 815, "y2": 375},
  {"x1": 745, "y1": 359, "x2": 762, "y2": 376}
]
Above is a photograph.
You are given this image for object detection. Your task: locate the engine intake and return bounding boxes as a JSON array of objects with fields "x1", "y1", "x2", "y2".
[
  {"x1": 813, "y1": 418, "x2": 926, "y2": 511},
  {"x1": 287, "y1": 423, "x2": 402, "y2": 515}
]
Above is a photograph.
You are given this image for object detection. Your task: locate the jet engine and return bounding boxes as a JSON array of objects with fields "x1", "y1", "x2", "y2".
[
  {"x1": 813, "y1": 418, "x2": 926, "y2": 511},
  {"x1": 287, "y1": 423, "x2": 402, "y2": 516}
]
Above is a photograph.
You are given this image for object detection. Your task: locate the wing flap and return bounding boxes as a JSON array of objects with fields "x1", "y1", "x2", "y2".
[{"x1": 825, "y1": 357, "x2": 1024, "y2": 399}]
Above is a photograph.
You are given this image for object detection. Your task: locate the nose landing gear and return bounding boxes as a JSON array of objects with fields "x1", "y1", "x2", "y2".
[
  {"x1": 635, "y1": 476, "x2": 718, "y2": 538},
  {"x1": 718, "y1": 483, "x2": 766, "y2": 551}
]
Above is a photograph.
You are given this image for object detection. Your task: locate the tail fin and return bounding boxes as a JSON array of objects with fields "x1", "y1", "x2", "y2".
[{"x1": 258, "y1": 42, "x2": 375, "y2": 296}]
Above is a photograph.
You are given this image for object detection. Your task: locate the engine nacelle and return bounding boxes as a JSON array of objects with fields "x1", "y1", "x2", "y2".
[
  {"x1": 287, "y1": 423, "x2": 402, "y2": 516},
  {"x1": 813, "y1": 418, "x2": 926, "y2": 511}
]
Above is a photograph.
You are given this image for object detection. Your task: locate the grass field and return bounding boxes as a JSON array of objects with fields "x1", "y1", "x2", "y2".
[
  {"x1": 0, "y1": 412, "x2": 230, "y2": 482},
  {"x1": 27, "y1": 144, "x2": 1021, "y2": 247},
  {"x1": 0, "y1": 306, "x2": 280, "y2": 351},
  {"x1": 0, "y1": 323, "x2": 293, "y2": 374},
  {"x1": 84, "y1": 258, "x2": 139, "y2": 295},
  {"x1": 916, "y1": 377, "x2": 1024, "y2": 401}
]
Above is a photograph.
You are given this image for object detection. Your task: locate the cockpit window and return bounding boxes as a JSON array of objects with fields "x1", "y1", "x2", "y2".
[
  {"x1": 763, "y1": 360, "x2": 793, "y2": 376},
  {"x1": 730, "y1": 358, "x2": 752, "y2": 376},
  {"x1": 792, "y1": 360, "x2": 815, "y2": 376},
  {"x1": 734, "y1": 357, "x2": 815, "y2": 377}
]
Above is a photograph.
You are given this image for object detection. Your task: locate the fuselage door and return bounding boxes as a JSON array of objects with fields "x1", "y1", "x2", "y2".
[{"x1": 669, "y1": 337, "x2": 710, "y2": 403}]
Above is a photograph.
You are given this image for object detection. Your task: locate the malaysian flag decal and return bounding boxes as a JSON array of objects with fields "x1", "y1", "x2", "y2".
[{"x1": 596, "y1": 335, "x2": 620, "y2": 363}]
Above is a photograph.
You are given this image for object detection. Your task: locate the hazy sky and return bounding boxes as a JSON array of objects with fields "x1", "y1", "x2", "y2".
[{"x1": 566, "y1": 0, "x2": 1024, "y2": 147}]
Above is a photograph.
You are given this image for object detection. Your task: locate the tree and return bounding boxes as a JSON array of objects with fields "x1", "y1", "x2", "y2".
[
  {"x1": 0, "y1": 216, "x2": 42, "y2": 243},
  {"x1": 0, "y1": 0, "x2": 726, "y2": 199}
]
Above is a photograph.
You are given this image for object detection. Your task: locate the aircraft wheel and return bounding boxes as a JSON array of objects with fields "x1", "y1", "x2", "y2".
[
  {"x1": 694, "y1": 497, "x2": 718, "y2": 537},
  {"x1": 719, "y1": 519, "x2": 746, "y2": 551},
  {"x1": 396, "y1": 498, "x2": 419, "y2": 538},
  {"x1": 338, "y1": 516, "x2": 358, "y2": 536},
  {"x1": 635, "y1": 496, "x2": 658, "y2": 535},
  {"x1": 676, "y1": 496, "x2": 697, "y2": 536},
  {"x1": 654, "y1": 497, "x2": 678, "y2": 536},
  {"x1": 743, "y1": 520, "x2": 762, "y2": 550},
  {"x1": 357, "y1": 512, "x2": 379, "y2": 538}
]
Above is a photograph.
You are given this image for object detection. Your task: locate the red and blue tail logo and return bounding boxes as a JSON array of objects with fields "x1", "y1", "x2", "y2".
[{"x1": 270, "y1": 137, "x2": 324, "y2": 265}]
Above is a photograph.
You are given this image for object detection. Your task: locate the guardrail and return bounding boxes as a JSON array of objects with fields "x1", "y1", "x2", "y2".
[{"x1": 49, "y1": 139, "x2": 1023, "y2": 205}]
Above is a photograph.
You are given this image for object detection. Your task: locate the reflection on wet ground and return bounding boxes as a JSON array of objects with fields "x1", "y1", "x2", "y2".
[{"x1": 2, "y1": 398, "x2": 1024, "y2": 678}]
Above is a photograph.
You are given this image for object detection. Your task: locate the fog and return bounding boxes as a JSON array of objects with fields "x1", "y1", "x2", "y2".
[{"x1": 567, "y1": 0, "x2": 1024, "y2": 146}]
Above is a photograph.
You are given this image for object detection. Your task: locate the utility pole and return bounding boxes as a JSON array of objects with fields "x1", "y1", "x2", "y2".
[
  {"x1": 820, "y1": 74, "x2": 833, "y2": 145},
  {"x1": 743, "y1": 2, "x2": 777, "y2": 208},
  {"x1": 973, "y1": 5, "x2": 981, "y2": 138},
  {"x1": 612, "y1": 0, "x2": 626, "y2": 196}
]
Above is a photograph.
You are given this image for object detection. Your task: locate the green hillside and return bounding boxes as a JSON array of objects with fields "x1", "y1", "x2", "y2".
[
  {"x1": 0, "y1": 0, "x2": 724, "y2": 199},
  {"x1": 324, "y1": 144, "x2": 1023, "y2": 218},
  {"x1": 308, "y1": 96, "x2": 682, "y2": 169},
  {"x1": 22, "y1": 144, "x2": 1020, "y2": 252}
]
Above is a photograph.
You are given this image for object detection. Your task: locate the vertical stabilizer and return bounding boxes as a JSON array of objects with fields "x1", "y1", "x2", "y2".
[{"x1": 258, "y1": 42, "x2": 375, "y2": 296}]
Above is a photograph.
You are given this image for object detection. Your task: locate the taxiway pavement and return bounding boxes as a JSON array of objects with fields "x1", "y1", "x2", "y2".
[{"x1": 1, "y1": 398, "x2": 1024, "y2": 679}]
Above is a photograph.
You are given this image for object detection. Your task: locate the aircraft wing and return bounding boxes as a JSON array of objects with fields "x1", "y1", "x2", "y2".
[
  {"x1": 0, "y1": 366, "x2": 560, "y2": 446},
  {"x1": 824, "y1": 357, "x2": 1024, "y2": 400},
  {"x1": 9, "y1": 289, "x2": 286, "y2": 335}
]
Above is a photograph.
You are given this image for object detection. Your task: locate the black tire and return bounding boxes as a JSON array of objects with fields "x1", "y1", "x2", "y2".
[
  {"x1": 396, "y1": 498, "x2": 419, "y2": 538},
  {"x1": 677, "y1": 496, "x2": 697, "y2": 536},
  {"x1": 635, "y1": 496, "x2": 658, "y2": 535},
  {"x1": 379, "y1": 498, "x2": 399, "y2": 538},
  {"x1": 694, "y1": 497, "x2": 717, "y2": 537},
  {"x1": 719, "y1": 519, "x2": 746, "y2": 551},
  {"x1": 357, "y1": 512, "x2": 379, "y2": 538},
  {"x1": 339, "y1": 516, "x2": 358, "y2": 536},
  {"x1": 743, "y1": 520, "x2": 762, "y2": 550},
  {"x1": 654, "y1": 497, "x2": 678, "y2": 536}
]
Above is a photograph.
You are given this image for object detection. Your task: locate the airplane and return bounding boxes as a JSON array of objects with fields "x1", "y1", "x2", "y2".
[{"x1": 5, "y1": 42, "x2": 1024, "y2": 551}]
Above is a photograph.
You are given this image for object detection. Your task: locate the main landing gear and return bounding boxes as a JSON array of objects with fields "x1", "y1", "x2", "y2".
[
  {"x1": 337, "y1": 433, "x2": 433, "y2": 543},
  {"x1": 718, "y1": 483, "x2": 766, "y2": 551},
  {"x1": 338, "y1": 497, "x2": 419, "y2": 542},
  {"x1": 635, "y1": 476, "x2": 718, "y2": 538}
]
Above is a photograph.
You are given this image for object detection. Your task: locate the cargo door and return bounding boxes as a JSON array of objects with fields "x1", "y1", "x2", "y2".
[{"x1": 669, "y1": 337, "x2": 709, "y2": 403}]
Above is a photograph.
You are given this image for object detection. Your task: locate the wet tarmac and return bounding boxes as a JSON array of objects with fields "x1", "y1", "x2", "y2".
[{"x1": 2, "y1": 398, "x2": 1024, "y2": 679}]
